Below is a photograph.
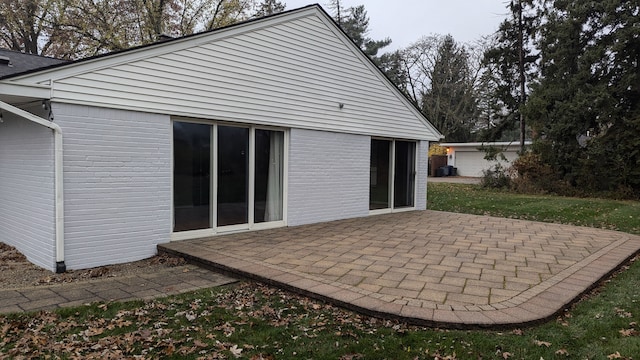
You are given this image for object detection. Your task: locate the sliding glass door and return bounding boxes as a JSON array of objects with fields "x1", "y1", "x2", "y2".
[
  {"x1": 369, "y1": 139, "x2": 390, "y2": 210},
  {"x1": 394, "y1": 141, "x2": 416, "y2": 208},
  {"x1": 173, "y1": 120, "x2": 285, "y2": 234},
  {"x1": 217, "y1": 126, "x2": 249, "y2": 226},
  {"x1": 254, "y1": 129, "x2": 284, "y2": 223},
  {"x1": 173, "y1": 122, "x2": 211, "y2": 232},
  {"x1": 369, "y1": 139, "x2": 416, "y2": 212}
]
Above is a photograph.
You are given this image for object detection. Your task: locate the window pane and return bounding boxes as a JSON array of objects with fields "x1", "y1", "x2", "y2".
[
  {"x1": 370, "y1": 139, "x2": 391, "y2": 210},
  {"x1": 394, "y1": 141, "x2": 416, "y2": 208},
  {"x1": 255, "y1": 129, "x2": 284, "y2": 223},
  {"x1": 173, "y1": 122, "x2": 211, "y2": 232},
  {"x1": 217, "y1": 126, "x2": 249, "y2": 226}
]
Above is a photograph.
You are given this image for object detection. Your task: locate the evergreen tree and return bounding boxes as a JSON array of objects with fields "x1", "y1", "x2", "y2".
[
  {"x1": 421, "y1": 35, "x2": 478, "y2": 142},
  {"x1": 526, "y1": 0, "x2": 640, "y2": 195},
  {"x1": 480, "y1": 0, "x2": 539, "y2": 143},
  {"x1": 327, "y1": 1, "x2": 392, "y2": 67},
  {"x1": 253, "y1": 0, "x2": 285, "y2": 18}
]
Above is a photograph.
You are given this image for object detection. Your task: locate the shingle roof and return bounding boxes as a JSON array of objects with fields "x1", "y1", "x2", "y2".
[{"x1": 0, "y1": 48, "x2": 68, "y2": 78}]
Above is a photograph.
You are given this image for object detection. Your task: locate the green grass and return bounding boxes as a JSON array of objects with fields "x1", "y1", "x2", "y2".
[
  {"x1": 2, "y1": 184, "x2": 640, "y2": 359},
  {"x1": 3, "y1": 276, "x2": 640, "y2": 359},
  {"x1": 427, "y1": 183, "x2": 640, "y2": 235}
]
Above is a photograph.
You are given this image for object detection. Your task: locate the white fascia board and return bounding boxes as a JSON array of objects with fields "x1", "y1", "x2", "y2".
[
  {"x1": 0, "y1": 82, "x2": 51, "y2": 99},
  {"x1": 8, "y1": 7, "x2": 320, "y2": 84},
  {"x1": 440, "y1": 141, "x2": 533, "y2": 147}
]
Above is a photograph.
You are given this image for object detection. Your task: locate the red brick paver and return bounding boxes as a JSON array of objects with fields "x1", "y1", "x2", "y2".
[{"x1": 160, "y1": 210, "x2": 640, "y2": 329}]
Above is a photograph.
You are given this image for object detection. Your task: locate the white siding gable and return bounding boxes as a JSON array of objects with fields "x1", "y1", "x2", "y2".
[{"x1": 10, "y1": 6, "x2": 440, "y2": 141}]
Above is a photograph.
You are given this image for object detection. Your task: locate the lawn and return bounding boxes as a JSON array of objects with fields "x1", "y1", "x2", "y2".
[
  {"x1": 1, "y1": 184, "x2": 640, "y2": 359},
  {"x1": 427, "y1": 183, "x2": 640, "y2": 235}
]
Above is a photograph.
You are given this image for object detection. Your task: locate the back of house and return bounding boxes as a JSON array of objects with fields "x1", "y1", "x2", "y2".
[{"x1": 0, "y1": 5, "x2": 442, "y2": 272}]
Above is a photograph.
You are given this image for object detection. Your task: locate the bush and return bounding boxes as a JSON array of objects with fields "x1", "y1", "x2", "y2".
[
  {"x1": 510, "y1": 152, "x2": 578, "y2": 196},
  {"x1": 480, "y1": 163, "x2": 511, "y2": 189}
]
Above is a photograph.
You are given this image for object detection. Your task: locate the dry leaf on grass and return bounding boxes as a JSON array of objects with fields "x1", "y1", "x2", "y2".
[
  {"x1": 229, "y1": 344, "x2": 243, "y2": 358},
  {"x1": 534, "y1": 340, "x2": 551, "y2": 347},
  {"x1": 619, "y1": 328, "x2": 637, "y2": 337}
]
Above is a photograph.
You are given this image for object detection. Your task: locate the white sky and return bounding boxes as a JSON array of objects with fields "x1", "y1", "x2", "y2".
[{"x1": 284, "y1": 1, "x2": 510, "y2": 49}]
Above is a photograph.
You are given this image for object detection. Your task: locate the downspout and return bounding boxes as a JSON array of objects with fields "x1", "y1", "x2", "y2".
[{"x1": 0, "y1": 100, "x2": 66, "y2": 273}]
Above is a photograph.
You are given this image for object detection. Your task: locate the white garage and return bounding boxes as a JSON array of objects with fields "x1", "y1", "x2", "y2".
[{"x1": 441, "y1": 141, "x2": 531, "y2": 177}]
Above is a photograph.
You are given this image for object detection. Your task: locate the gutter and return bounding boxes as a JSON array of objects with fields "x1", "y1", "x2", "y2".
[{"x1": 0, "y1": 100, "x2": 66, "y2": 273}]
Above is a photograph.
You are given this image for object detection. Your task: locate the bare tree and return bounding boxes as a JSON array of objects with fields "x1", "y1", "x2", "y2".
[{"x1": 0, "y1": 0, "x2": 257, "y2": 59}]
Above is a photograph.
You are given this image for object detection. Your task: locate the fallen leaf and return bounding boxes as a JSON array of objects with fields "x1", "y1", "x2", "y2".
[
  {"x1": 619, "y1": 328, "x2": 637, "y2": 337},
  {"x1": 615, "y1": 307, "x2": 633, "y2": 318},
  {"x1": 340, "y1": 354, "x2": 364, "y2": 360},
  {"x1": 185, "y1": 311, "x2": 197, "y2": 321},
  {"x1": 251, "y1": 355, "x2": 275, "y2": 360},
  {"x1": 84, "y1": 327, "x2": 105, "y2": 337},
  {"x1": 555, "y1": 349, "x2": 569, "y2": 355},
  {"x1": 534, "y1": 340, "x2": 551, "y2": 347},
  {"x1": 607, "y1": 352, "x2": 622, "y2": 359},
  {"x1": 193, "y1": 339, "x2": 208, "y2": 348},
  {"x1": 229, "y1": 344, "x2": 243, "y2": 358},
  {"x1": 511, "y1": 329, "x2": 523, "y2": 335},
  {"x1": 502, "y1": 352, "x2": 512, "y2": 359},
  {"x1": 139, "y1": 329, "x2": 153, "y2": 340}
]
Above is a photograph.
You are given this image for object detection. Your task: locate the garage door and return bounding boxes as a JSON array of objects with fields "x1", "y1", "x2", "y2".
[{"x1": 454, "y1": 151, "x2": 490, "y2": 177}]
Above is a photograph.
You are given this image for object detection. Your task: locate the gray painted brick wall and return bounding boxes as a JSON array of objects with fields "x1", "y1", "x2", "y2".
[
  {"x1": 0, "y1": 110, "x2": 56, "y2": 271},
  {"x1": 287, "y1": 128, "x2": 370, "y2": 226},
  {"x1": 416, "y1": 140, "x2": 428, "y2": 211},
  {"x1": 53, "y1": 103, "x2": 172, "y2": 270}
]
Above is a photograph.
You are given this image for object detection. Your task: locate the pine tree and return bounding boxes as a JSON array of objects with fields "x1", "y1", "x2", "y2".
[
  {"x1": 421, "y1": 35, "x2": 478, "y2": 142},
  {"x1": 253, "y1": 0, "x2": 285, "y2": 18},
  {"x1": 526, "y1": 0, "x2": 640, "y2": 195},
  {"x1": 480, "y1": 0, "x2": 539, "y2": 143}
]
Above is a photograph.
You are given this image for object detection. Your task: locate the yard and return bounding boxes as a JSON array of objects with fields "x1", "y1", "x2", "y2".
[{"x1": 1, "y1": 183, "x2": 639, "y2": 359}]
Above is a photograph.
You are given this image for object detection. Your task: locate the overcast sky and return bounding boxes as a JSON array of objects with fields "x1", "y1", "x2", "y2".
[{"x1": 284, "y1": 1, "x2": 510, "y2": 49}]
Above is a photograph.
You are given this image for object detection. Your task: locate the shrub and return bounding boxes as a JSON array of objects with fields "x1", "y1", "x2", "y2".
[
  {"x1": 479, "y1": 144, "x2": 511, "y2": 189},
  {"x1": 480, "y1": 162, "x2": 511, "y2": 189},
  {"x1": 510, "y1": 152, "x2": 577, "y2": 196}
]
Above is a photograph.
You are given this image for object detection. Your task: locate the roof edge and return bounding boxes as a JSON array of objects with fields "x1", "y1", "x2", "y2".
[{"x1": 440, "y1": 141, "x2": 533, "y2": 147}]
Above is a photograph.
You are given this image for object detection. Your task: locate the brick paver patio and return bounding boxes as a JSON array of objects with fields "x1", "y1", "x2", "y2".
[
  {"x1": 0, "y1": 265, "x2": 236, "y2": 314},
  {"x1": 160, "y1": 210, "x2": 640, "y2": 329}
]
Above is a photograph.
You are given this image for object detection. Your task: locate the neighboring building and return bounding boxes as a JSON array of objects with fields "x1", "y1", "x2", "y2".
[
  {"x1": 441, "y1": 141, "x2": 532, "y2": 177},
  {"x1": 0, "y1": 5, "x2": 442, "y2": 272}
]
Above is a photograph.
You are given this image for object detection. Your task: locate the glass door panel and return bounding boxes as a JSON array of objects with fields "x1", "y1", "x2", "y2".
[
  {"x1": 173, "y1": 122, "x2": 211, "y2": 232},
  {"x1": 255, "y1": 129, "x2": 284, "y2": 223},
  {"x1": 394, "y1": 141, "x2": 416, "y2": 208},
  {"x1": 370, "y1": 139, "x2": 391, "y2": 210},
  {"x1": 217, "y1": 126, "x2": 249, "y2": 226}
]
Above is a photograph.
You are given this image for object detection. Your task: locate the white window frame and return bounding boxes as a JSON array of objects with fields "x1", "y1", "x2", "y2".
[{"x1": 170, "y1": 118, "x2": 288, "y2": 241}]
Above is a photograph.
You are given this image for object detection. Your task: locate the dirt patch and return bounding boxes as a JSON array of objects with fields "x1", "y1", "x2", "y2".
[{"x1": 0, "y1": 242, "x2": 187, "y2": 290}]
